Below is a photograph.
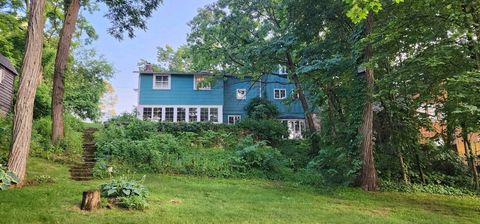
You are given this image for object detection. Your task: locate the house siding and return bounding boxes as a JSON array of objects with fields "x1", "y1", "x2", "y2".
[
  {"x1": 223, "y1": 76, "x2": 261, "y2": 123},
  {"x1": 263, "y1": 74, "x2": 305, "y2": 119},
  {"x1": 138, "y1": 73, "x2": 224, "y2": 106},
  {"x1": 0, "y1": 66, "x2": 15, "y2": 116}
]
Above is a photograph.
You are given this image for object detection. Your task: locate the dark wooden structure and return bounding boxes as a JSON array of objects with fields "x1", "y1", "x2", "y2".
[{"x1": 0, "y1": 53, "x2": 18, "y2": 116}]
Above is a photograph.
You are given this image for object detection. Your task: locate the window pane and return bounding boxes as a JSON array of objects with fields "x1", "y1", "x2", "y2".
[
  {"x1": 177, "y1": 107, "x2": 186, "y2": 122},
  {"x1": 200, "y1": 108, "x2": 209, "y2": 121},
  {"x1": 189, "y1": 108, "x2": 197, "y2": 122},
  {"x1": 228, "y1": 116, "x2": 234, "y2": 124},
  {"x1": 274, "y1": 90, "x2": 279, "y2": 98},
  {"x1": 153, "y1": 108, "x2": 162, "y2": 120},
  {"x1": 165, "y1": 108, "x2": 174, "y2": 121},
  {"x1": 236, "y1": 89, "x2": 246, "y2": 100},
  {"x1": 143, "y1": 107, "x2": 152, "y2": 120},
  {"x1": 281, "y1": 90, "x2": 286, "y2": 98},
  {"x1": 195, "y1": 75, "x2": 211, "y2": 90},
  {"x1": 210, "y1": 108, "x2": 218, "y2": 122}
]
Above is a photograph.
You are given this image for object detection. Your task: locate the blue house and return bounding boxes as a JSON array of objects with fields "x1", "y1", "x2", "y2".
[{"x1": 136, "y1": 66, "x2": 306, "y2": 138}]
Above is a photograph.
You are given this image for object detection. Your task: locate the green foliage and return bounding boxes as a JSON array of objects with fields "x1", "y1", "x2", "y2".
[
  {"x1": 236, "y1": 118, "x2": 288, "y2": 146},
  {"x1": 101, "y1": 176, "x2": 149, "y2": 210},
  {"x1": 245, "y1": 97, "x2": 279, "y2": 120},
  {"x1": 0, "y1": 165, "x2": 18, "y2": 190},
  {"x1": 380, "y1": 180, "x2": 476, "y2": 196},
  {"x1": 117, "y1": 196, "x2": 149, "y2": 210},
  {"x1": 100, "y1": 176, "x2": 149, "y2": 198}
]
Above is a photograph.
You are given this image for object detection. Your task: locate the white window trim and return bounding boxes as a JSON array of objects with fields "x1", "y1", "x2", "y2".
[
  {"x1": 228, "y1": 115, "x2": 241, "y2": 124},
  {"x1": 274, "y1": 88, "x2": 287, "y2": 99},
  {"x1": 153, "y1": 74, "x2": 171, "y2": 90},
  {"x1": 236, "y1": 89, "x2": 246, "y2": 100},
  {"x1": 193, "y1": 74, "x2": 211, "y2": 90},
  {"x1": 138, "y1": 105, "x2": 223, "y2": 124}
]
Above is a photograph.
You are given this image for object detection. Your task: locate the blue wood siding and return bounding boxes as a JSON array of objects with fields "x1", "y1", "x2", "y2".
[
  {"x1": 223, "y1": 76, "x2": 261, "y2": 122},
  {"x1": 138, "y1": 73, "x2": 224, "y2": 105},
  {"x1": 263, "y1": 74, "x2": 305, "y2": 119}
]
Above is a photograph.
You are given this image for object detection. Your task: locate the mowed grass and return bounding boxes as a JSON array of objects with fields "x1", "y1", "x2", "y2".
[{"x1": 1, "y1": 158, "x2": 479, "y2": 224}]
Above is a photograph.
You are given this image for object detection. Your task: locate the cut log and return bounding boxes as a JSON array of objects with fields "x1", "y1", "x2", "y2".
[{"x1": 80, "y1": 190, "x2": 100, "y2": 211}]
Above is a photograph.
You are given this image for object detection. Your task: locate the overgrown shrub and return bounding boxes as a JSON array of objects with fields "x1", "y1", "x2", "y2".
[
  {"x1": 236, "y1": 118, "x2": 288, "y2": 146},
  {"x1": 117, "y1": 196, "x2": 148, "y2": 210},
  {"x1": 245, "y1": 97, "x2": 279, "y2": 119}
]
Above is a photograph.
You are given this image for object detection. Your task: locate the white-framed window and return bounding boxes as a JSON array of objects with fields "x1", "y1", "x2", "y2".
[
  {"x1": 236, "y1": 89, "x2": 246, "y2": 100},
  {"x1": 0, "y1": 69, "x2": 4, "y2": 84},
  {"x1": 153, "y1": 74, "x2": 170, "y2": 89},
  {"x1": 278, "y1": 65, "x2": 287, "y2": 74},
  {"x1": 165, "y1": 107, "x2": 174, "y2": 121},
  {"x1": 143, "y1": 107, "x2": 152, "y2": 120},
  {"x1": 274, "y1": 89, "x2": 286, "y2": 99},
  {"x1": 228, "y1": 115, "x2": 241, "y2": 124},
  {"x1": 153, "y1": 108, "x2": 162, "y2": 120},
  {"x1": 281, "y1": 119, "x2": 305, "y2": 139},
  {"x1": 209, "y1": 108, "x2": 218, "y2": 122},
  {"x1": 177, "y1": 107, "x2": 186, "y2": 122},
  {"x1": 200, "y1": 108, "x2": 209, "y2": 121},
  {"x1": 140, "y1": 106, "x2": 222, "y2": 123},
  {"x1": 194, "y1": 74, "x2": 211, "y2": 90},
  {"x1": 189, "y1": 108, "x2": 198, "y2": 122}
]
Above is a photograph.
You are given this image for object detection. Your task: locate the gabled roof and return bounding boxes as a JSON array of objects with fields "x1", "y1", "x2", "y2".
[{"x1": 0, "y1": 53, "x2": 18, "y2": 75}]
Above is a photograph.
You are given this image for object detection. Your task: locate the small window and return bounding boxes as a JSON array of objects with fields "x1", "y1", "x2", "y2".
[
  {"x1": 165, "y1": 107, "x2": 174, "y2": 121},
  {"x1": 143, "y1": 107, "x2": 152, "y2": 120},
  {"x1": 153, "y1": 108, "x2": 162, "y2": 120},
  {"x1": 0, "y1": 69, "x2": 4, "y2": 84},
  {"x1": 177, "y1": 107, "x2": 186, "y2": 122},
  {"x1": 228, "y1": 115, "x2": 241, "y2": 124},
  {"x1": 210, "y1": 108, "x2": 218, "y2": 122},
  {"x1": 189, "y1": 108, "x2": 198, "y2": 122},
  {"x1": 194, "y1": 75, "x2": 211, "y2": 90},
  {"x1": 153, "y1": 75, "x2": 170, "y2": 89},
  {"x1": 236, "y1": 89, "x2": 246, "y2": 100},
  {"x1": 274, "y1": 89, "x2": 286, "y2": 99},
  {"x1": 278, "y1": 65, "x2": 287, "y2": 74},
  {"x1": 200, "y1": 108, "x2": 209, "y2": 121}
]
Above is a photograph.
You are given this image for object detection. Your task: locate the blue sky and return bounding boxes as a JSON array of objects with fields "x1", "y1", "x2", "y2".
[{"x1": 84, "y1": 0, "x2": 216, "y2": 114}]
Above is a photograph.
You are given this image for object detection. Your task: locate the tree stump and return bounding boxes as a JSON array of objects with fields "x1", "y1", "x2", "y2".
[{"x1": 80, "y1": 190, "x2": 100, "y2": 211}]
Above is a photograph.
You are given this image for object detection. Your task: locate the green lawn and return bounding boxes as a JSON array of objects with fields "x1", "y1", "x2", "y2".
[{"x1": 1, "y1": 158, "x2": 479, "y2": 224}]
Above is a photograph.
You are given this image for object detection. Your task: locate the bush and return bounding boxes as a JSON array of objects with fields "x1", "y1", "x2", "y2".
[
  {"x1": 100, "y1": 176, "x2": 148, "y2": 198},
  {"x1": 245, "y1": 97, "x2": 279, "y2": 120},
  {"x1": 233, "y1": 135, "x2": 291, "y2": 180},
  {"x1": 117, "y1": 196, "x2": 148, "y2": 210},
  {"x1": 236, "y1": 118, "x2": 288, "y2": 146},
  {"x1": 101, "y1": 176, "x2": 149, "y2": 210}
]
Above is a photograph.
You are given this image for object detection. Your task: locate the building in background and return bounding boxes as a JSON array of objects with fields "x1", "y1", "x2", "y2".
[
  {"x1": 0, "y1": 53, "x2": 18, "y2": 116},
  {"x1": 136, "y1": 67, "x2": 305, "y2": 138}
]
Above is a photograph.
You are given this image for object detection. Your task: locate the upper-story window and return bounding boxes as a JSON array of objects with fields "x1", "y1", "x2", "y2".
[
  {"x1": 278, "y1": 65, "x2": 287, "y2": 74},
  {"x1": 194, "y1": 74, "x2": 211, "y2": 90},
  {"x1": 236, "y1": 89, "x2": 246, "y2": 100},
  {"x1": 274, "y1": 89, "x2": 286, "y2": 99},
  {"x1": 153, "y1": 74, "x2": 170, "y2": 89}
]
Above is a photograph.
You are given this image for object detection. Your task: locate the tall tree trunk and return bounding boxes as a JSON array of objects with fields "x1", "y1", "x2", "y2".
[
  {"x1": 463, "y1": 134, "x2": 479, "y2": 190},
  {"x1": 51, "y1": 0, "x2": 81, "y2": 144},
  {"x1": 415, "y1": 149, "x2": 426, "y2": 184},
  {"x1": 398, "y1": 152, "x2": 409, "y2": 185},
  {"x1": 8, "y1": 0, "x2": 46, "y2": 186},
  {"x1": 285, "y1": 52, "x2": 318, "y2": 134},
  {"x1": 359, "y1": 11, "x2": 378, "y2": 191}
]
